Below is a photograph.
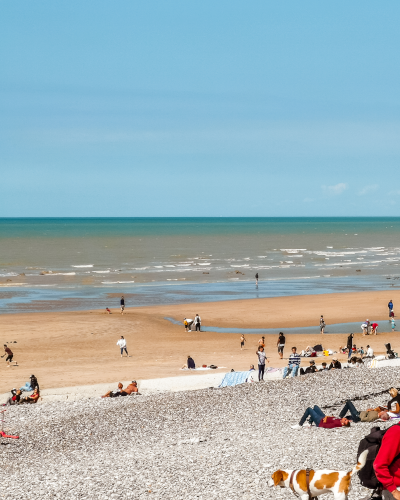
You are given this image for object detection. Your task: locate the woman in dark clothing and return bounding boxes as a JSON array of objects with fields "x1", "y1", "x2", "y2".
[
  {"x1": 328, "y1": 359, "x2": 342, "y2": 370},
  {"x1": 187, "y1": 356, "x2": 195, "y2": 370}
]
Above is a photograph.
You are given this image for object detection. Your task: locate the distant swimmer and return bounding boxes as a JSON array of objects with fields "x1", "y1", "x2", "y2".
[
  {"x1": 120, "y1": 296, "x2": 125, "y2": 314},
  {"x1": 255, "y1": 272, "x2": 259, "y2": 285}
]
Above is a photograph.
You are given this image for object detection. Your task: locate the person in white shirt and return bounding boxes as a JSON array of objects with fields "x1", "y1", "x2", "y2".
[
  {"x1": 363, "y1": 344, "x2": 374, "y2": 359},
  {"x1": 194, "y1": 314, "x2": 201, "y2": 332},
  {"x1": 184, "y1": 318, "x2": 194, "y2": 332},
  {"x1": 116, "y1": 336, "x2": 128, "y2": 357}
]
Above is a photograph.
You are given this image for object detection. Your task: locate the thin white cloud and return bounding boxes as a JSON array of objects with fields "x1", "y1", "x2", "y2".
[
  {"x1": 322, "y1": 183, "x2": 348, "y2": 196},
  {"x1": 358, "y1": 184, "x2": 379, "y2": 196}
]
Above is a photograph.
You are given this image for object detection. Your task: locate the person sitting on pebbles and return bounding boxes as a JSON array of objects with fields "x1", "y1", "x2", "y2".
[
  {"x1": 300, "y1": 360, "x2": 317, "y2": 375},
  {"x1": 328, "y1": 358, "x2": 341, "y2": 370},
  {"x1": 19, "y1": 387, "x2": 40, "y2": 404}
]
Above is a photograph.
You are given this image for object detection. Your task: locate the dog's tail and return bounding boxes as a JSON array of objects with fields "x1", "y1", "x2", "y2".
[{"x1": 350, "y1": 450, "x2": 368, "y2": 476}]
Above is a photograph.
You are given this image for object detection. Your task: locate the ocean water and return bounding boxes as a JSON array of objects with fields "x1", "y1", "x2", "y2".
[{"x1": 1, "y1": 217, "x2": 400, "y2": 312}]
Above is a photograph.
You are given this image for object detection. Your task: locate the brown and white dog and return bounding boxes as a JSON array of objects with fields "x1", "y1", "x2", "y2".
[{"x1": 268, "y1": 450, "x2": 367, "y2": 500}]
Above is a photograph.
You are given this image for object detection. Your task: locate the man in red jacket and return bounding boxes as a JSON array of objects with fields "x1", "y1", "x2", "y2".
[{"x1": 374, "y1": 425, "x2": 400, "y2": 499}]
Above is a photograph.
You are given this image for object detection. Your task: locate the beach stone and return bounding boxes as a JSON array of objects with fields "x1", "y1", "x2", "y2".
[{"x1": 0, "y1": 367, "x2": 398, "y2": 499}]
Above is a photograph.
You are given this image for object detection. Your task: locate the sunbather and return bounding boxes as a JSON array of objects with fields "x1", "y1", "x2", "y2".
[{"x1": 19, "y1": 387, "x2": 40, "y2": 404}]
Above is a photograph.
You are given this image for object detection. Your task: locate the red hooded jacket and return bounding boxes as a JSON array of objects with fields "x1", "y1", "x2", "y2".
[{"x1": 374, "y1": 424, "x2": 400, "y2": 493}]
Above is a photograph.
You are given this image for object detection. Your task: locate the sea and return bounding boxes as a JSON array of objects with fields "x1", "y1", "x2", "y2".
[{"x1": 1, "y1": 217, "x2": 400, "y2": 313}]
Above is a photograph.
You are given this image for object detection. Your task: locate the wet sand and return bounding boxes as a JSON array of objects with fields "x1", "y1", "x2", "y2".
[{"x1": 0, "y1": 290, "x2": 399, "y2": 393}]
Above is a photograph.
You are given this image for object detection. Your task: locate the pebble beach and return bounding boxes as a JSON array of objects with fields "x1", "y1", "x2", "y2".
[{"x1": 1, "y1": 366, "x2": 399, "y2": 499}]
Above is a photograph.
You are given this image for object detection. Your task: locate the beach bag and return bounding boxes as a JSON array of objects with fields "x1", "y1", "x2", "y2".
[
  {"x1": 310, "y1": 351, "x2": 316, "y2": 357},
  {"x1": 323, "y1": 350, "x2": 329, "y2": 356},
  {"x1": 357, "y1": 424, "x2": 400, "y2": 489},
  {"x1": 209, "y1": 365, "x2": 217, "y2": 369},
  {"x1": 313, "y1": 344, "x2": 323, "y2": 352}
]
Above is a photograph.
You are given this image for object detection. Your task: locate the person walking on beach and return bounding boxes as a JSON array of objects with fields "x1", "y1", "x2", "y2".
[
  {"x1": 256, "y1": 346, "x2": 269, "y2": 381},
  {"x1": 1, "y1": 345, "x2": 16, "y2": 367},
  {"x1": 116, "y1": 336, "x2": 128, "y2": 357},
  {"x1": 194, "y1": 314, "x2": 201, "y2": 332},
  {"x1": 255, "y1": 272, "x2": 259, "y2": 285},
  {"x1": 258, "y1": 336, "x2": 265, "y2": 348},
  {"x1": 320, "y1": 315, "x2": 326, "y2": 334},
  {"x1": 120, "y1": 296, "x2": 125, "y2": 314},
  {"x1": 347, "y1": 333, "x2": 354, "y2": 359},
  {"x1": 277, "y1": 332, "x2": 285, "y2": 359},
  {"x1": 388, "y1": 299, "x2": 394, "y2": 318},
  {"x1": 240, "y1": 334, "x2": 246, "y2": 350}
]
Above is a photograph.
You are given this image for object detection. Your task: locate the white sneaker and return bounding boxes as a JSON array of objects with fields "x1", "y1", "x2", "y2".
[
  {"x1": 303, "y1": 423, "x2": 311, "y2": 428},
  {"x1": 291, "y1": 424, "x2": 302, "y2": 430}
]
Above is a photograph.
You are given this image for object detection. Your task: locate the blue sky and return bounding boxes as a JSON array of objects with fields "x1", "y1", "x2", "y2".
[{"x1": 1, "y1": 1, "x2": 400, "y2": 216}]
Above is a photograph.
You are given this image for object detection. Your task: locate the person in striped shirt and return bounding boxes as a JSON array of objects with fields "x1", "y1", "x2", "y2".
[{"x1": 282, "y1": 347, "x2": 301, "y2": 378}]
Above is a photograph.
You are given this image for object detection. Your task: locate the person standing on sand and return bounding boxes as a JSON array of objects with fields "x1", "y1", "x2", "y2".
[
  {"x1": 256, "y1": 346, "x2": 269, "y2": 381},
  {"x1": 320, "y1": 315, "x2": 326, "y2": 334},
  {"x1": 194, "y1": 314, "x2": 201, "y2": 332},
  {"x1": 117, "y1": 336, "x2": 128, "y2": 357},
  {"x1": 347, "y1": 333, "x2": 354, "y2": 360},
  {"x1": 240, "y1": 335, "x2": 246, "y2": 350},
  {"x1": 258, "y1": 336, "x2": 265, "y2": 348},
  {"x1": 255, "y1": 272, "x2": 259, "y2": 285},
  {"x1": 389, "y1": 299, "x2": 394, "y2": 318},
  {"x1": 277, "y1": 332, "x2": 285, "y2": 359},
  {"x1": 120, "y1": 296, "x2": 125, "y2": 314}
]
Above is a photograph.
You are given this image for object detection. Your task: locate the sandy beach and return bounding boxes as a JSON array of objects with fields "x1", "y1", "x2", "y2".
[{"x1": 0, "y1": 290, "x2": 398, "y2": 393}]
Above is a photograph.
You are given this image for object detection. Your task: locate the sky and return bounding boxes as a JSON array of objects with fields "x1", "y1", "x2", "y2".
[{"x1": 1, "y1": 1, "x2": 400, "y2": 217}]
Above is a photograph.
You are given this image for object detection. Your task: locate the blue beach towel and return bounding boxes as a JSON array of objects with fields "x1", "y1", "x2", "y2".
[{"x1": 219, "y1": 371, "x2": 252, "y2": 388}]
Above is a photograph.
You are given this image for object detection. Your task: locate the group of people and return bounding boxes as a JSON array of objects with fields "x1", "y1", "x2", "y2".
[
  {"x1": 183, "y1": 314, "x2": 201, "y2": 332},
  {"x1": 4, "y1": 375, "x2": 40, "y2": 406},
  {"x1": 101, "y1": 381, "x2": 139, "y2": 398},
  {"x1": 292, "y1": 387, "x2": 400, "y2": 429}
]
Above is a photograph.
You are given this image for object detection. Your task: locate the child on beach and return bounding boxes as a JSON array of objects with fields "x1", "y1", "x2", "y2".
[
  {"x1": 240, "y1": 335, "x2": 246, "y2": 350},
  {"x1": 392, "y1": 316, "x2": 396, "y2": 332}
]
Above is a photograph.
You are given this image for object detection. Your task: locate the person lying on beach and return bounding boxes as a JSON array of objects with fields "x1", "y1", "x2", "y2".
[
  {"x1": 102, "y1": 382, "x2": 126, "y2": 398},
  {"x1": 328, "y1": 358, "x2": 341, "y2": 370},
  {"x1": 19, "y1": 387, "x2": 40, "y2": 404},
  {"x1": 5, "y1": 389, "x2": 21, "y2": 406},
  {"x1": 123, "y1": 381, "x2": 140, "y2": 395},
  {"x1": 291, "y1": 405, "x2": 351, "y2": 429},
  {"x1": 300, "y1": 360, "x2": 317, "y2": 375}
]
